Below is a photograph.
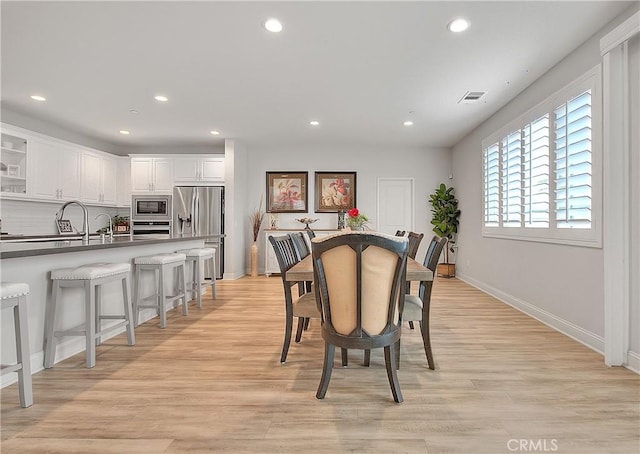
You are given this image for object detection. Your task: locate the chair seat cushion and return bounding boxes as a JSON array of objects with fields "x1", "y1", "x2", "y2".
[
  {"x1": 51, "y1": 262, "x2": 131, "y2": 280},
  {"x1": 135, "y1": 253, "x2": 186, "y2": 265},
  {"x1": 403, "y1": 294, "x2": 423, "y2": 322},
  {"x1": 0, "y1": 282, "x2": 30, "y2": 299},
  {"x1": 293, "y1": 292, "x2": 320, "y2": 318},
  {"x1": 176, "y1": 248, "x2": 215, "y2": 258}
]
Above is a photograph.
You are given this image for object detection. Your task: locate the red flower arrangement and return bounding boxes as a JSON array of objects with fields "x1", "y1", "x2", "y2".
[{"x1": 347, "y1": 208, "x2": 368, "y2": 229}]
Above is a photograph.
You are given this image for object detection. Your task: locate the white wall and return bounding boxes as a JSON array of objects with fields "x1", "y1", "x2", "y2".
[
  {"x1": 245, "y1": 143, "x2": 451, "y2": 274},
  {"x1": 628, "y1": 33, "x2": 640, "y2": 364},
  {"x1": 451, "y1": 5, "x2": 639, "y2": 358}
]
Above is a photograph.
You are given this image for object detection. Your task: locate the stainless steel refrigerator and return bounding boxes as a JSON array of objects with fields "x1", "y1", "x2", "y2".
[{"x1": 173, "y1": 186, "x2": 224, "y2": 279}]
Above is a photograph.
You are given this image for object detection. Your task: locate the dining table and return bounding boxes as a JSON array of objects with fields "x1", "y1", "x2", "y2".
[{"x1": 285, "y1": 255, "x2": 433, "y2": 284}]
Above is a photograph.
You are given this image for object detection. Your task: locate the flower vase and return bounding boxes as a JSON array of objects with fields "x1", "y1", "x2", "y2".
[{"x1": 251, "y1": 241, "x2": 258, "y2": 277}]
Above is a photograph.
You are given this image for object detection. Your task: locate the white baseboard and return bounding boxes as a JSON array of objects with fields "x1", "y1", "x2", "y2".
[
  {"x1": 455, "y1": 272, "x2": 605, "y2": 355},
  {"x1": 626, "y1": 350, "x2": 640, "y2": 374},
  {"x1": 457, "y1": 272, "x2": 639, "y2": 375}
]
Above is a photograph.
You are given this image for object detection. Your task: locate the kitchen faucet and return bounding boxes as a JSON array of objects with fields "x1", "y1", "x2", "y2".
[
  {"x1": 56, "y1": 200, "x2": 90, "y2": 244},
  {"x1": 95, "y1": 213, "x2": 113, "y2": 241}
]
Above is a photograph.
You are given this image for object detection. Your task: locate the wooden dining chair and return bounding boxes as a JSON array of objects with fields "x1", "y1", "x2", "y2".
[
  {"x1": 402, "y1": 236, "x2": 447, "y2": 370},
  {"x1": 406, "y1": 231, "x2": 424, "y2": 260},
  {"x1": 269, "y1": 235, "x2": 321, "y2": 363},
  {"x1": 311, "y1": 232, "x2": 409, "y2": 403}
]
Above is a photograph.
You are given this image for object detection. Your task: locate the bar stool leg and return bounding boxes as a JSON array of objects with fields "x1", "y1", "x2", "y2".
[
  {"x1": 122, "y1": 274, "x2": 136, "y2": 346},
  {"x1": 133, "y1": 265, "x2": 141, "y2": 327},
  {"x1": 195, "y1": 258, "x2": 203, "y2": 309},
  {"x1": 158, "y1": 264, "x2": 167, "y2": 329},
  {"x1": 95, "y1": 283, "x2": 102, "y2": 347},
  {"x1": 180, "y1": 263, "x2": 188, "y2": 315},
  {"x1": 85, "y1": 281, "x2": 96, "y2": 368},
  {"x1": 210, "y1": 255, "x2": 217, "y2": 299},
  {"x1": 14, "y1": 295, "x2": 33, "y2": 407},
  {"x1": 44, "y1": 280, "x2": 61, "y2": 369}
]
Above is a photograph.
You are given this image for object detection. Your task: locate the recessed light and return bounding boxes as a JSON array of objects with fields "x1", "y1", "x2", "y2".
[
  {"x1": 130, "y1": 109, "x2": 139, "y2": 114},
  {"x1": 264, "y1": 18, "x2": 283, "y2": 33},
  {"x1": 447, "y1": 18, "x2": 470, "y2": 33},
  {"x1": 209, "y1": 130, "x2": 220, "y2": 135},
  {"x1": 119, "y1": 130, "x2": 130, "y2": 135},
  {"x1": 403, "y1": 121, "x2": 414, "y2": 126},
  {"x1": 309, "y1": 120, "x2": 320, "y2": 126},
  {"x1": 30, "y1": 95, "x2": 46, "y2": 102},
  {"x1": 154, "y1": 95, "x2": 168, "y2": 102}
]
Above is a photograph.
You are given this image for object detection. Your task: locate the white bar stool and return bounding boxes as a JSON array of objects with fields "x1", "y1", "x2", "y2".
[
  {"x1": 44, "y1": 263, "x2": 135, "y2": 369},
  {"x1": 1, "y1": 282, "x2": 33, "y2": 408},
  {"x1": 176, "y1": 247, "x2": 217, "y2": 308},
  {"x1": 133, "y1": 253, "x2": 187, "y2": 329}
]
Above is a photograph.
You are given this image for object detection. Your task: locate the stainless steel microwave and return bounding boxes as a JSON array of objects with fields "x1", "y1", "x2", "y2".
[{"x1": 131, "y1": 195, "x2": 172, "y2": 221}]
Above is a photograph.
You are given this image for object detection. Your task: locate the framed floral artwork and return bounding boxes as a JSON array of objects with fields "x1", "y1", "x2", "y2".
[
  {"x1": 266, "y1": 171, "x2": 308, "y2": 213},
  {"x1": 315, "y1": 171, "x2": 357, "y2": 212}
]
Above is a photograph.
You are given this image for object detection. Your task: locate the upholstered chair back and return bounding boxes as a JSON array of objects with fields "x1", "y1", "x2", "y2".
[{"x1": 312, "y1": 232, "x2": 408, "y2": 341}]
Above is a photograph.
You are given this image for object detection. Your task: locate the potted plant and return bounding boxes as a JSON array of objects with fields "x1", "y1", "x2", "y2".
[{"x1": 429, "y1": 183, "x2": 460, "y2": 278}]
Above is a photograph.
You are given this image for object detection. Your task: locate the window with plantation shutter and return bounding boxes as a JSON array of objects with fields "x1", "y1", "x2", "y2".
[
  {"x1": 523, "y1": 114, "x2": 550, "y2": 228},
  {"x1": 483, "y1": 143, "x2": 500, "y2": 227},
  {"x1": 481, "y1": 66, "x2": 601, "y2": 247},
  {"x1": 502, "y1": 132, "x2": 523, "y2": 227},
  {"x1": 554, "y1": 90, "x2": 592, "y2": 229}
]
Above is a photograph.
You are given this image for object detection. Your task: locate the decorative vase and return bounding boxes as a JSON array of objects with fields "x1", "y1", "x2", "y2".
[
  {"x1": 352, "y1": 226, "x2": 364, "y2": 231},
  {"x1": 337, "y1": 210, "x2": 346, "y2": 229},
  {"x1": 251, "y1": 241, "x2": 258, "y2": 277}
]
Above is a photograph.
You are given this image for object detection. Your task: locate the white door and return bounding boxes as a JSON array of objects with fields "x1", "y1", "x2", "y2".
[{"x1": 376, "y1": 178, "x2": 414, "y2": 235}]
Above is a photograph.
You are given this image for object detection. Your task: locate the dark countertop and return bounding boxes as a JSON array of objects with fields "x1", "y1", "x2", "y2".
[{"x1": 0, "y1": 234, "x2": 224, "y2": 259}]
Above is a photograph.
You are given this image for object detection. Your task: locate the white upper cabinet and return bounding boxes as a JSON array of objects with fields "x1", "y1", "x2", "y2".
[
  {"x1": 2, "y1": 123, "x2": 128, "y2": 207},
  {"x1": 81, "y1": 150, "x2": 118, "y2": 205},
  {"x1": 1, "y1": 127, "x2": 28, "y2": 197},
  {"x1": 174, "y1": 156, "x2": 225, "y2": 183},
  {"x1": 116, "y1": 157, "x2": 131, "y2": 206},
  {"x1": 130, "y1": 157, "x2": 174, "y2": 193},
  {"x1": 30, "y1": 138, "x2": 81, "y2": 201}
]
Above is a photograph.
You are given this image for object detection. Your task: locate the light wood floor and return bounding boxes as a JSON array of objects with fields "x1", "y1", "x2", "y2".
[{"x1": 1, "y1": 276, "x2": 638, "y2": 453}]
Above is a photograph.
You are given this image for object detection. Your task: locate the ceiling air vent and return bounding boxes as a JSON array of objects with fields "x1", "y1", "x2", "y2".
[{"x1": 458, "y1": 91, "x2": 486, "y2": 104}]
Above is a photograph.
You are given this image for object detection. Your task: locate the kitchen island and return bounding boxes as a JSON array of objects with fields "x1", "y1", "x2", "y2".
[{"x1": 1, "y1": 234, "x2": 221, "y2": 385}]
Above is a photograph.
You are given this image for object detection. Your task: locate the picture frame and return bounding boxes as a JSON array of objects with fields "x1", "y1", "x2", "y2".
[
  {"x1": 266, "y1": 171, "x2": 308, "y2": 213},
  {"x1": 7, "y1": 164, "x2": 20, "y2": 177},
  {"x1": 315, "y1": 171, "x2": 357, "y2": 213}
]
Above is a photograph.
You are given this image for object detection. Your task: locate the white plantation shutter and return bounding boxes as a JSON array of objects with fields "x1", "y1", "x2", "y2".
[
  {"x1": 523, "y1": 115, "x2": 550, "y2": 227},
  {"x1": 482, "y1": 66, "x2": 600, "y2": 247},
  {"x1": 483, "y1": 143, "x2": 500, "y2": 226},
  {"x1": 554, "y1": 90, "x2": 592, "y2": 228},
  {"x1": 501, "y1": 131, "x2": 523, "y2": 227}
]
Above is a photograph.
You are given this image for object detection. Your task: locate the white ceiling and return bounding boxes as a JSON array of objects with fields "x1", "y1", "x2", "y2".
[{"x1": 0, "y1": 1, "x2": 633, "y2": 152}]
